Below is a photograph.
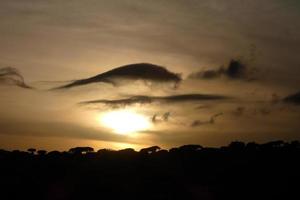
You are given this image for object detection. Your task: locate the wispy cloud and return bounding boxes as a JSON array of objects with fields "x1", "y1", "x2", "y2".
[
  {"x1": 151, "y1": 112, "x2": 171, "y2": 124},
  {"x1": 190, "y1": 112, "x2": 223, "y2": 127},
  {"x1": 189, "y1": 59, "x2": 258, "y2": 81},
  {"x1": 0, "y1": 67, "x2": 32, "y2": 89}
]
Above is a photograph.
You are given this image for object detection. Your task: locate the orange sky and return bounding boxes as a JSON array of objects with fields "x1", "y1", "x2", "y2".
[{"x1": 0, "y1": 0, "x2": 300, "y2": 151}]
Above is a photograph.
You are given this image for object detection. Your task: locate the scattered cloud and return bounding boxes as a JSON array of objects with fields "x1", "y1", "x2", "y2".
[
  {"x1": 53, "y1": 63, "x2": 182, "y2": 90},
  {"x1": 151, "y1": 112, "x2": 171, "y2": 124},
  {"x1": 283, "y1": 91, "x2": 300, "y2": 105},
  {"x1": 232, "y1": 106, "x2": 246, "y2": 116},
  {"x1": 189, "y1": 59, "x2": 258, "y2": 81},
  {"x1": 190, "y1": 113, "x2": 223, "y2": 127},
  {"x1": 0, "y1": 67, "x2": 32, "y2": 89}
]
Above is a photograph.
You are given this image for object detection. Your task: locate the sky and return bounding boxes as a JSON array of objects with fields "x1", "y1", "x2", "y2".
[{"x1": 0, "y1": 0, "x2": 300, "y2": 151}]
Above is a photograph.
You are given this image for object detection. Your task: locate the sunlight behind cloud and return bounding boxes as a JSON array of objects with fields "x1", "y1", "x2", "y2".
[{"x1": 100, "y1": 109, "x2": 151, "y2": 134}]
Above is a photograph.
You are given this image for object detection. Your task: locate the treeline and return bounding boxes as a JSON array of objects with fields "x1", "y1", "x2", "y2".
[
  {"x1": 2, "y1": 140, "x2": 300, "y2": 156},
  {"x1": 0, "y1": 140, "x2": 299, "y2": 200}
]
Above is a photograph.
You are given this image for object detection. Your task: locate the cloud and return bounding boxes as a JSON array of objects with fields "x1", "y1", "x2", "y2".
[
  {"x1": 79, "y1": 93, "x2": 229, "y2": 108},
  {"x1": 283, "y1": 91, "x2": 300, "y2": 105},
  {"x1": 0, "y1": 67, "x2": 32, "y2": 89},
  {"x1": 189, "y1": 59, "x2": 258, "y2": 81},
  {"x1": 232, "y1": 106, "x2": 246, "y2": 116},
  {"x1": 53, "y1": 63, "x2": 181, "y2": 90},
  {"x1": 190, "y1": 112, "x2": 223, "y2": 127},
  {"x1": 151, "y1": 112, "x2": 171, "y2": 124}
]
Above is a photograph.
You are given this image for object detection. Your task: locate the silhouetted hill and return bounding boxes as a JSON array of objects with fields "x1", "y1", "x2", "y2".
[{"x1": 1, "y1": 141, "x2": 299, "y2": 200}]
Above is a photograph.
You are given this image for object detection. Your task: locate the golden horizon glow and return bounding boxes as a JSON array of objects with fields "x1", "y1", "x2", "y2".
[{"x1": 100, "y1": 110, "x2": 151, "y2": 134}]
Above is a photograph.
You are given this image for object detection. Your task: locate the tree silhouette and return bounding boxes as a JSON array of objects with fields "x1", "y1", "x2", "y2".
[
  {"x1": 179, "y1": 144, "x2": 203, "y2": 152},
  {"x1": 140, "y1": 146, "x2": 161, "y2": 154},
  {"x1": 228, "y1": 141, "x2": 245, "y2": 151},
  {"x1": 37, "y1": 150, "x2": 47, "y2": 156},
  {"x1": 27, "y1": 148, "x2": 36, "y2": 155},
  {"x1": 1, "y1": 141, "x2": 299, "y2": 200},
  {"x1": 69, "y1": 147, "x2": 94, "y2": 154}
]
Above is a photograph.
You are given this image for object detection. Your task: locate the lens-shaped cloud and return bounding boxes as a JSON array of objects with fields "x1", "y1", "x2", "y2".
[{"x1": 53, "y1": 63, "x2": 182, "y2": 90}]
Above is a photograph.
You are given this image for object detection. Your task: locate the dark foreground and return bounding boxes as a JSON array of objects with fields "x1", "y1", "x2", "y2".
[{"x1": 1, "y1": 141, "x2": 300, "y2": 200}]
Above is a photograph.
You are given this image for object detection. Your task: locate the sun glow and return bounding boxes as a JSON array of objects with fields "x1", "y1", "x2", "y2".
[{"x1": 100, "y1": 110, "x2": 151, "y2": 134}]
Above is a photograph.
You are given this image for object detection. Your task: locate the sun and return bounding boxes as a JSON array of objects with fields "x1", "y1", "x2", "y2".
[{"x1": 100, "y1": 110, "x2": 151, "y2": 134}]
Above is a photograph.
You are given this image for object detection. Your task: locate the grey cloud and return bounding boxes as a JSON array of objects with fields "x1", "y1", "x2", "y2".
[
  {"x1": 190, "y1": 112, "x2": 223, "y2": 127},
  {"x1": 189, "y1": 59, "x2": 258, "y2": 81},
  {"x1": 54, "y1": 63, "x2": 181, "y2": 90},
  {"x1": 232, "y1": 106, "x2": 246, "y2": 116},
  {"x1": 151, "y1": 112, "x2": 171, "y2": 124},
  {"x1": 283, "y1": 91, "x2": 300, "y2": 105},
  {"x1": 0, "y1": 67, "x2": 32, "y2": 89}
]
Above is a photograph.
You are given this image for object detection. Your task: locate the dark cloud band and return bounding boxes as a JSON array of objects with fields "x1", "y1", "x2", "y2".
[{"x1": 79, "y1": 93, "x2": 229, "y2": 108}]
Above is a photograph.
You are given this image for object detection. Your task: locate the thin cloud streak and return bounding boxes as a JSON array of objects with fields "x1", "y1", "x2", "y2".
[{"x1": 79, "y1": 94, "x2": 230, "y2": 108}]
